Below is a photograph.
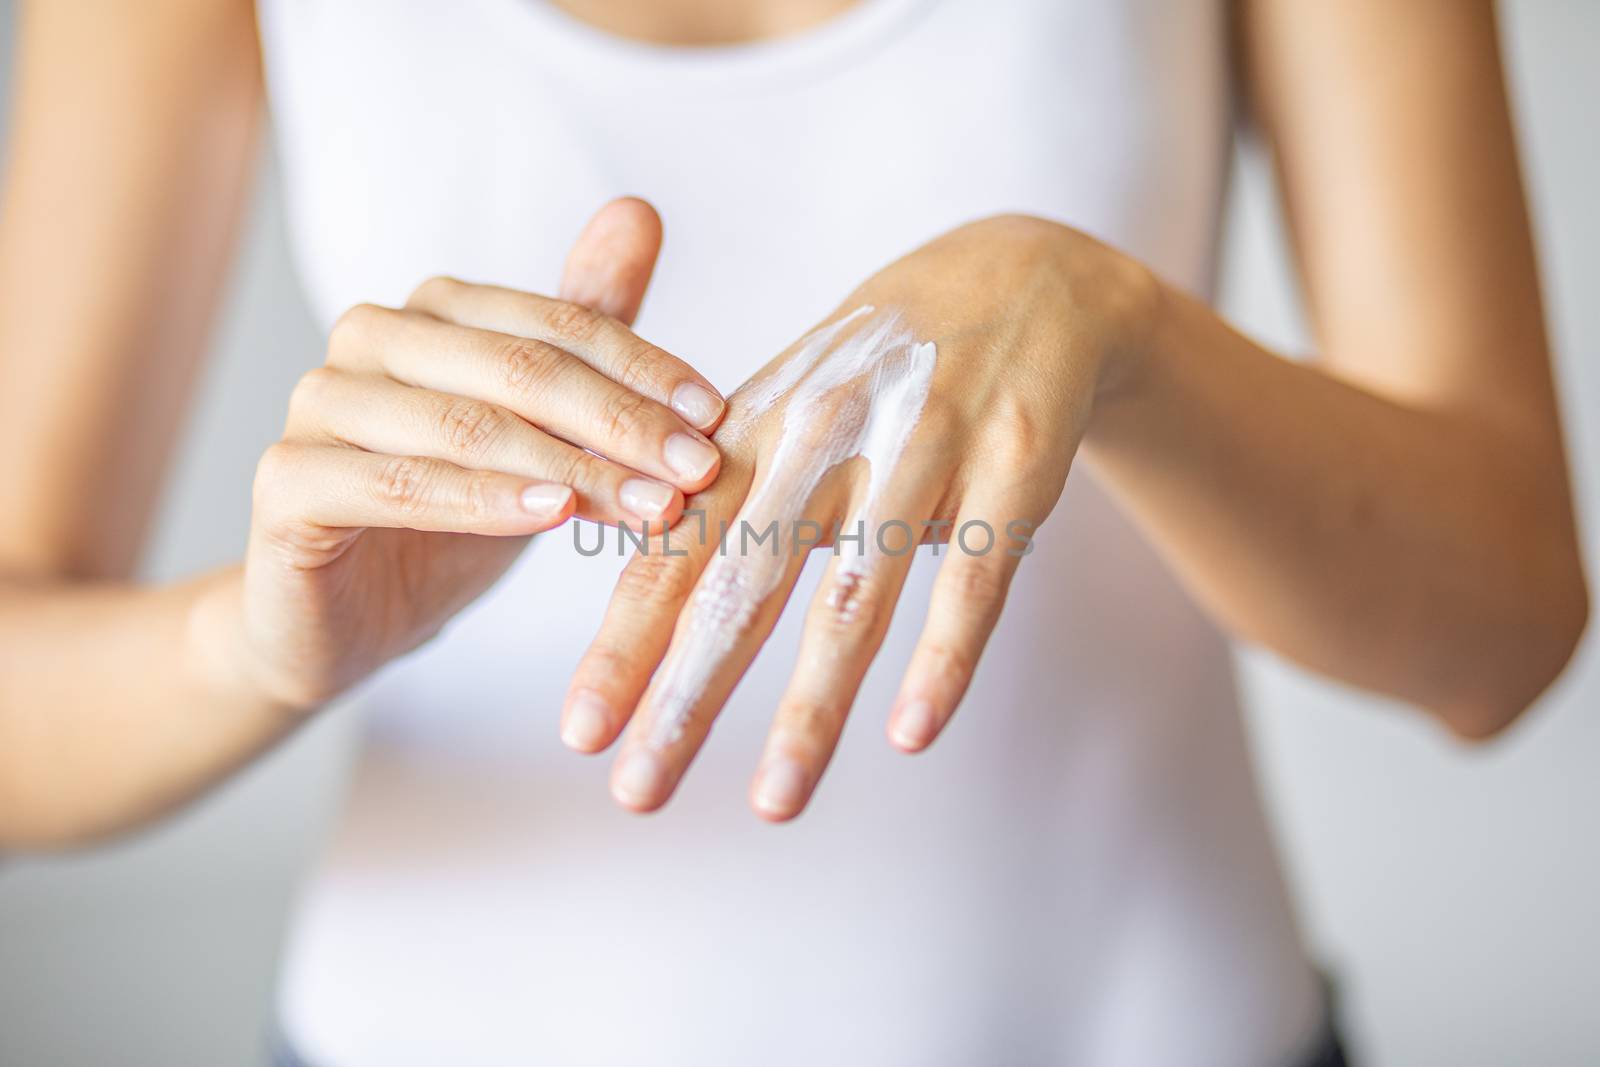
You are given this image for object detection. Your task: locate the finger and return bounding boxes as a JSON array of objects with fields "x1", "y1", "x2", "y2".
[
  {"x1": 887, "y1": 484, "x2": 1040, "y2": 753},
  {"x1": 558, "y1": 452, "x2": 757, "y2": 754},
  {"x1": 404, "y1": 277, "x2": 726, "y2": 433},
  {"x1": 285, "y1": 368, "x2": 684, "y2": 529},
  {"x1": 253, "y1": 441, "x2": 574, "y2": 538},
  {"x1": 606, "y1": 525, "x2": 818, "y2": 812},
  {"x1": 322, "y1": 309, "x2": 720, "y2": 493},
  {"x1": 749, "y1": 472, "x2": 943, "y2": 821},
  {"x1": 559, "y1": 196, "x2": 662, "y2": 327},
  {"x1": 604, "y1": 466, "x2": 853, "y2": 813}
]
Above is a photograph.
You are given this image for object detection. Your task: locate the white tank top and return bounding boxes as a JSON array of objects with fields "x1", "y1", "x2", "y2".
[{"x1": 259, "y1": 2, "x2": 1324, "y2": 1063}]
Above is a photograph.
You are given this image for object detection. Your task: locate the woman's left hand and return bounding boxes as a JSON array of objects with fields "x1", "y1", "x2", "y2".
[{"x1": 561, "y1": 215, "x2": 1158, "y2": 818}]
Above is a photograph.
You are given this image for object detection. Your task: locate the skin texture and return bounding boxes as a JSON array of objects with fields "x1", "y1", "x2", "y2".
[
  {"x1": 567, "y1": 220, "x2": 1144, "y2": 816},
  {"x1": 0, "y1": 0, "x2": 1589, "y2": 842},
  {"x1": 234, "y1": 219, "x2": 727, "y2": 711},
  {"x1": 621, "y1": 306, "x2": 939, "y2": 755},
  {"x1": 0, "y1": 3, "x2": 721, "y2": 844}
]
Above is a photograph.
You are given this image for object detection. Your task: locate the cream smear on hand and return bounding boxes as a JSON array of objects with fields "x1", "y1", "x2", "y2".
[{"x1": 647, "y1": 306, "x2": 937, "y2": 749}]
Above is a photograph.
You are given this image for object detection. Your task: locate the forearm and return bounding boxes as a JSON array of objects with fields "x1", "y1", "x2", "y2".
[
  {"x1": 0, "y1": 566, "x2": 299, "y2": 848},
  {"x1": 1082, "y1": 282, "x2": 1588, "y2": 737}
]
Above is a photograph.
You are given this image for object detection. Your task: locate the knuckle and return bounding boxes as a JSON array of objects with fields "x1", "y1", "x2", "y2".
[
  {"x1": 373, "y1": 455, "x2": 435, "y2": 515},
  {"x1": 495, "y1": 339, "x2": 562, "y2": 402},
  {"x1": 778, "y1": 700, "x2": 840, "y2": 740},
  {"x1": 287, "y1": 366, "x2": 338, "y2": 418},
  {"x1": 942, "y1": 560, "x2": 1009, "y2": 621},
  {"x1": 597, "y1": 387, "x2": 654, "y2": 445},
  {"x1": 543, "y1": 299, "x2": 603, "y2": 344},
  {"x1": 436, "y1": 397, "x2": 505, "y2": 458},
  {"x1": 610, "y1": 338, "x2": 663, "y2": 392},
  {"x1": 918, "y1": 639, "x2": 977, "y2": 687},
  {"x1": 990, "y1": 397, "x2": 1050, "y2": 470},
  {"x1": 252, "y1": 442, "x2": 295, "y2": 507},
  {"x1": 615, "y1": 551, "x2": 697, "y2": 610},
  {"x1": 328, "y1": 302, "x2": 387, "y2": 354},
  {"x1": 549, "y1": 449, "x2": 596, "y2": 494},
  {"x1": 819, "y1": 568, "x2": 889, "y2": 633},
  {"x1": 260, "y1": 519, "x2": 352, "y2": 566},
  {"x1": 462, "y1": 468, "x2": 500, "y2": 523},
  {"x1": 577, "y1": 643, "x2": 633, "y2": 691},
  {"x1": 407, "y1": 274, "x2": 461, "y2": 307}
]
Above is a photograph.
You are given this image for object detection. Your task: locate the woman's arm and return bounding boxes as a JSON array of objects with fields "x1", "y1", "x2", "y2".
[
  {"x1": 0, "y1": 0, "x2": 263, "y2": 579},
  {"x1": 0, "y1": 3, "x2": 728, "y2": 847},
  {"x1": 560, "y1": 3, "x2": 1588, "y2": 819},
  {"x1": 0, "y1": 0, "x2": 276, "y2": 846},
  {"x1": 1081, "y1": 0, "x2": 1587, "y2": 737}
]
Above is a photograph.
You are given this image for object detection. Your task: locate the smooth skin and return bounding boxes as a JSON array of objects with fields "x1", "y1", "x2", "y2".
[
  {"x1": 572, "y1": 203, "x2": 1587, "y2": 820},
  {"x1": 0, "y1": 0, "x2": 1588, "y2": 843},
  {"x1": 561, "y1": 2, "x2": 1590, "y2": 818},
  {"x1": 0, "y1": 0, "x2": 723, "y2": 844},
  {"x1": 236, "y1": 236, "x2": 727, "y2": 711},
  {"x1": 566, "y1": 219, "x2": 1137, "y2": 813}
]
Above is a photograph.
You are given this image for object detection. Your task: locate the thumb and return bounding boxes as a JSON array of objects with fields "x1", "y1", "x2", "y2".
[{"x1": 559, "y1": 197, "x2": 663, "y2": 327}]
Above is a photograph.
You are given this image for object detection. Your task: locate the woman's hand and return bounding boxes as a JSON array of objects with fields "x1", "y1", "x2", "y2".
[
  {"x1": 561, "y1": 215, "x2": 1157, "y2": 818},
  {"x1": 221, "y1": 199, "x2": 728, "y2": 709}
]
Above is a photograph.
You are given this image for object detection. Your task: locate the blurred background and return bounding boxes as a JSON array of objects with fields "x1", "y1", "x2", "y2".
[{"x1": 1, "y1": 2, "x2": 1596, "y2": 1064}]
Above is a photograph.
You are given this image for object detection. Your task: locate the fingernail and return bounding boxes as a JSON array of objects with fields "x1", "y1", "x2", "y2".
[
  {"x1": 562, "y1": 690, "x2": 612, "y2": 751},
  {"x1": 613, "y1": 751, "x2": 668, "y2": 808},
  {"x1": 663, "y1": 433, "x2": 718, "y2": 482},
  {"x1": 753, "y1": 758, "x2": 809, "y2": 818},
  {"x1": 670, "y1": 382, "x2": 724, "y2": 429},
  {"x1": 520, "y1": 483, "x2": 573, "y2": 519},
  {"x1": 620, "y1": 478, "x2": 674, "y2": 521},
  {"x1": 890, "y1": 700, "x2": 938, "y2": 751}
]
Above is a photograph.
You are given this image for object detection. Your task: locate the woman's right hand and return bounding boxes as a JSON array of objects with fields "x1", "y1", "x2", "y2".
[{"x1": 220, "y1": 199, "x2": 726, "y2": 709}]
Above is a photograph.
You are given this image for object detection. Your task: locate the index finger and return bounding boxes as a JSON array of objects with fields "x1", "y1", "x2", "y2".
[
  {"x1": 405, "y1": 278, "x2": 726, "y2": 433},
  {"x1": 558, "y1": 451, "x2": 755, "y2": 754},
  {"x1": 605, "y1": 471, "x2": 835, "y2": 812}
]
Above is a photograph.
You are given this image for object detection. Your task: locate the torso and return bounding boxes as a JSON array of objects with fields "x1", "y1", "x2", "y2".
[{"x1": 259, "y1": 1, "x2": 1324, "y2": 1063}]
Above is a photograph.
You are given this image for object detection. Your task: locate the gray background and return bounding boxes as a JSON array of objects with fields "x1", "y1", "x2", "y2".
[{"x1": 1, "y1": 3, "x2": 1596, "y2": 1064}]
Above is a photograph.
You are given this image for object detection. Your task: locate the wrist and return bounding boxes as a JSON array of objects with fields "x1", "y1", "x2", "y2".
[
  {"x1": 989, "y1": 214, "x2": 1165, "y2": 420},
  {"x1": 183, "y1": 567, "x2": 312, "y2": 720},
  {"x1": 1082, "y1": 251, "x2": 1172, "y2": 447},
  {"x1": 1091, "y1": 245, "x2": 1167, "y2": 402}
]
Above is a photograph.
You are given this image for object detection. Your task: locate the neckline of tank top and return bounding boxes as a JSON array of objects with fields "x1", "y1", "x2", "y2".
[{"x1": 482, "y1": 0, "x2": 937, "y2": 93}]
